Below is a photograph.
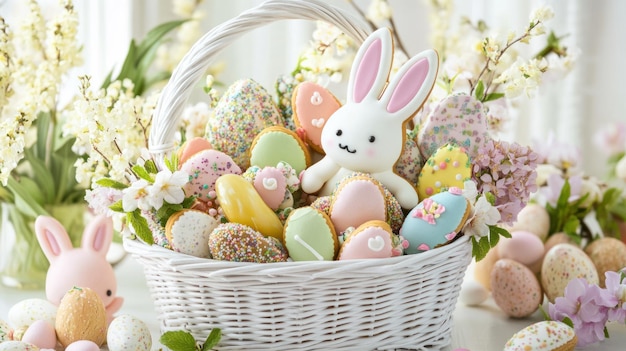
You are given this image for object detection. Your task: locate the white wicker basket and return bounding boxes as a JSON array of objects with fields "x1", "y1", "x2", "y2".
[{"x1": 123, "y1": 0, "x2": 473, "y2": 350}]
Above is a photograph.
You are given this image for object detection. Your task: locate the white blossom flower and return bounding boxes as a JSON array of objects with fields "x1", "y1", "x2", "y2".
[
  {"x1": 366, "y1": 0, "x2": 393, "y2": 26},
  {"x1": 530, "y1": 6, "x2": 555, "y2": 23},
  {"x1": 85, "y1": 187, "x2": 123, "y2": 216},
  {"x1": 616, "y1": 155, "x2": 626, "y2": 181},
  {"x1": 462, "y1": 180, "x2": 479, "y2": 204},
  {"x1": 122, "y1": 179, "x2": 152, "y2": 212},
  {"x1": 181, "y1": 102, "x2": 211, "y2": 139},
  {"x1": 463, "y1": 195, "x2": 501, "y2": 238},
  {"x1": 148, "y1": 170, "x2": 189, "y2": 209}
]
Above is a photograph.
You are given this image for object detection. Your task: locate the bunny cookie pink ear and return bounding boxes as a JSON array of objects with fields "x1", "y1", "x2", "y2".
[
  {"x1": 81, "y1": 215, "x2": 114, "y2": 257},
  {"x1": 347, "y1": 27, "x2": 393, "y2": 104},
  {"x1": 380, "y1": 49, "x2": 439, "y2": 118},
  {"x1": 35, "y1": 216, "x2": 74, "y2": 263}
]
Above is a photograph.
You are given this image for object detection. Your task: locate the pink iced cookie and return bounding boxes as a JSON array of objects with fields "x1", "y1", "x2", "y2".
[
  {"x1": 292, "y1": 81, "x2": 341, "y2": 154},
  {"x1": 337, "y1": 220, "x2": 394, "y2": 260},
  {"x1": 177, "y1": 137, "x2": 212, "y2": 166},
  {"x1": 180, "y1": 149, "x2": 242, "y2": 202},
  {"x1": 329, "y1": 175, "x2": 386, "y2": 234},
  {"x1": 253, "y1": 167, "x2": 288, "y2": 211},
  {"x1": 418, "y1": 93, "x2": 490, "y2": 160}
]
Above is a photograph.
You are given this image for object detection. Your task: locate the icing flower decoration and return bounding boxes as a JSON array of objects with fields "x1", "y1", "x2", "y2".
[
  {"x1": 546, "y1": 271, "x2": 626, "y2": 347},
  {"x1": 413, "y1": 198, "x2": 445, "y2": 225}
]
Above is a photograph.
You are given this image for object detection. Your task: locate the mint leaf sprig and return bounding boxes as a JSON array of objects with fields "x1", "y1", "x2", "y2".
[{"x1": 160, "y1": 329, "x2": 221, "y2": 351}]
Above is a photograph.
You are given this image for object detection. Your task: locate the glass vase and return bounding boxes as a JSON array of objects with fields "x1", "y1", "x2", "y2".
[{"x1": 0, "y1": 202, "x2": 87, "y2": 289}]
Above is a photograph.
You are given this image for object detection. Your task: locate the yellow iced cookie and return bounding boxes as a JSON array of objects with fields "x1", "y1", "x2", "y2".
[
  {"x1": 215, "y1": 174, "x2": 284, "y2": 242},
  {"x1": 417, "y1": 144, "x2": 471, "y2": 200}
]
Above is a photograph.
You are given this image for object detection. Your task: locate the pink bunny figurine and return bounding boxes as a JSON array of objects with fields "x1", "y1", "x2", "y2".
[
  {"x1": 35, "y1": 215, "x2": 123, "y2": 324},
  {"x1": 300, "y1": 27, "x2": 439, "y2": 210}
]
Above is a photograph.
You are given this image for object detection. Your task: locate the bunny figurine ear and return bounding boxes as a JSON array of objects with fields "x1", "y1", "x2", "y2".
[
  {"x1": 35, "y1": 216, "x2": 74, "y2": 263},
  {"x1": 380, "y1": 49, "x2": 438, "y2": 119},
  {"x1": 347, "y1": 27, "x2": 393, "y2": 104},
  {"x1": 81, "y1": 215, "x2": 114, "y2": 257}
]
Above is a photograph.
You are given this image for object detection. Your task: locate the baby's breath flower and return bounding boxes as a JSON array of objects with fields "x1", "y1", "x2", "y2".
[
  {"x1": 366, "y1": 0, "x2": 393, "y2": 26},
  {"x1": 530, "y1": 5, "x2": 555, "y2": 23}
]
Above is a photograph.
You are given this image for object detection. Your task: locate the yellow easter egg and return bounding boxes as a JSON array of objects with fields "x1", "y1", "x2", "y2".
[
  {"x1": 417, "y1": 144, "x2": 471, "y2": 200},
  {"x1": 215, "y1": 174, "x2": 284, "y2": 242}
]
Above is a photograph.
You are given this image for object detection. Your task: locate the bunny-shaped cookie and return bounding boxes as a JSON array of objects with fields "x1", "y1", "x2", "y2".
[
  {"x1": 35, "y1": 215, "x2": 123, "y2": 323},
  {"x1": 300, "y1": 28, "x2": 438, "y2": 209}
]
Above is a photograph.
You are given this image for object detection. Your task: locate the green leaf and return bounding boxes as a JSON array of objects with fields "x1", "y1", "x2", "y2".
[
  {"x1": 483, "y1": 92, "x2": 505, "y2": 102},
  {"x1": 472, "y1": 235, "x2": 490, "y2": 261},
  {"x1": 116, "y1": 39, "x2": 139, "y2": 85},
  {"x1": 96, "y1": 178, "x2": 129, "y2": 190},
  {"x1": 556, "y1": 179, "x2": 571, "y2": 210},
  {"x1": 6, "y1": 177, "x2": 49, "y2": 217},
  {"x1": 23, "y1": 148, "x2": 55, "y2": 203},
  {"x1": 488, "y1": 226, "x2": 500, "y2": 248},
  {"x1": 50, "y1": 138, "x2": 83, "y2": 203},
  {"x1": 474, "y1": 80, "x2": 485, "y2": 101},
  {"x1": 563, "y1": 215, "x2": 580, "y2": 236},
  {"x1": 127, "y1": 210, "x2": 154, "y2": 245},
  {"x1": 156, "y1": 203, "x2": 183, "y2": 227},
  {"x1": 604, "y1": 326, "x2": 610, "y2": 339},
  {"x1": 160, "y1": 331, "x2": 197, "y2": 351},
  {"x1": 144, "y1": 159, "x2": 159, "y2": 174},
  {"x1": 132, "y1": 164, "x2": 154, "y2": 182},
  {"x1": 109, "y1": 200, "x2": 124, "y2": 213},
  {"x1": 136, "y1": 20, "x2": 188, "y2": 62},
  {"x1": 35, "y1": 111, "x2": 51, "y2": 160},
  {"x1": 202, "y1": 329, "x2": 221, "y2": 351},
  {"x1": 561, "y1": 316, "x2": 574, "y2": 329}
]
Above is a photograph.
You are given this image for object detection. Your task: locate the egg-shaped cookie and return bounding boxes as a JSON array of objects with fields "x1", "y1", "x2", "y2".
[
  {"x1": 215, "y1": 174, "x2": 284, "y2": 242},
  {"x1": 292, "y1": 81, "x2": 342, "y2": 154},
  {"x1": 418, "y1": 93, "x2": 490, "y2": 160},
  {"x1": 400, "y1": 189, "x2": 470, "y2": 254},
  {"x1": 180, "y1": 148, "x2": 241, "y2": 203},
  {"x1": 209, "y1": 223, "x2": 288, "y2": 263},
  {"x1": 284, "y1": 207, "x2": 338, "y2": 261},
  {"x1": 329, "y1": 174, "x2": 387, "y2": 234},
  {"x1": 338, "y1": 220, "x2": 394, "y2": 260},
  {"x1": 504, "y1": 321, "x2": 576, "y2": 351},
  {"x1": 417, "y1": 144, "x2": 472, "y2": 200},
  {"x1": 165, "y1": 209, "x2": 219, "y2": 258},
  {"x1": 249, "y1": 126, "x2": 311, "y2": 175},
  {"x1": 206, "y1": 79, "x2": 284, "y2": 169}
]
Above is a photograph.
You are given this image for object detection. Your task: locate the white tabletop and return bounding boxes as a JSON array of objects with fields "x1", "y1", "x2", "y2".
[{"x1": 1, "y1": 256, "x2": 625, "y2": 351}]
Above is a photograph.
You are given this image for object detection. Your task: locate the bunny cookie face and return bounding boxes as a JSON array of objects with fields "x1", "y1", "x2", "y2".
[{"x1": 301, "y1": 28, "x2": 439, "y2": 210}]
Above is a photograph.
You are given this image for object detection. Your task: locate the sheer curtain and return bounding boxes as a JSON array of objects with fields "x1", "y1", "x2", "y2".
[{"x1": 3, "y1": 0, "x2": 623, "y2": 177}]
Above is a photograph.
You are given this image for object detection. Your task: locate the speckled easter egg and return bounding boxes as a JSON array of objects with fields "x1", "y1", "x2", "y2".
[
  {"x1": 55, "y1": 287, "x2": 107, "y2": 347},
  {"x1": 584, "y1": 237, "x2": 626, "y2": 288},
  {"x1": 106, "y1": 315, "x2": 152, "y2": 351},
  {"x1": 400, "y1": 189, "x2": 470, "y2": 254},
  {"x1": 0, "y1": 341, "x2": 39, "y2": 351},
  {"x1": 418, "y1": 93, "x2": 490, "y2": 160},
  {"x1": 504, "y1": 321, "x2": 577, "y2": 351},
  {"x1": 206, "y1": 79, "x2": 284, "y2": 169},
  {"x1": 491, "y1": 258, "x2": 543, "y2": 318},
  {"x1": 416, "y1": 144, "x2": 471, "y2": 200},
  {"x1": 7, "y1": 299, "x2": 57, "y2": 330},
  {"x1": 511, "y1": 203, "x2": 550, "y2": 241},
  {"x1": 498, "y1": 230, "x2": 545, "y2": 272},
  {"x1": 541, "y1": 243, "x2": 599, "y2": 303}
]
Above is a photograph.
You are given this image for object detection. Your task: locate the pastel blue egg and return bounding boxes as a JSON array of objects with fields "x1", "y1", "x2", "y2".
[{"x1": 400, "y1": 191, "x2": 469, "y2": 254}]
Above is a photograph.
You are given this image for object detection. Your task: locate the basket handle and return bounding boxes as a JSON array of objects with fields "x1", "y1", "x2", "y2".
[{"x1": 149, "y1": 0, "x2": 371, "y2": 163}]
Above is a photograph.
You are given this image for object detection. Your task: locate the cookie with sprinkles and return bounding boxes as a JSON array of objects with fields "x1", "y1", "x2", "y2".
[
  {"x1": 206, "y1": 78, "x2": 284, "y2": 169},
  {"x1": 208, "y1": 223, "x2": 288, "y2": 263},
  {"x1": 416, "y1": 144, "x2": 471, "y2": 201},
  {"x1": 180, "y1": 148, "x2": 241, "y2": 204},
  {"x1": 165, "y1": 209, "x2": 220, "y2": 258},
  {"x1": 417, "y1": 93, "x2": 491, "y2": 160}
]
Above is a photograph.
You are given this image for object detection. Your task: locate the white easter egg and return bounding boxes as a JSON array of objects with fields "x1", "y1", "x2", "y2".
[
  {"x1": 7, "y1": 299, "x2": 57, "y2": 329},
  {"x1": 65, "y1": 340, "x2": 100, "y2": 351},
  {"x1": 541, "y1": 243, "x2": 598, "y2": 303},
  {"x1": 511, "y1": 203, "x2": 550, "y2": 241},
  {"x1": 504, "y1": 321, "x2": 576, "y2": 351},
  {"x1": 0, "y1": 341, "x2": 39, "y2": 351},
  {"x1": 459, "y1": 278, "x2": 489, "y2": 306},
  {"x1": 107, "y1": 315, "x2": 152, "y2": 351}
]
